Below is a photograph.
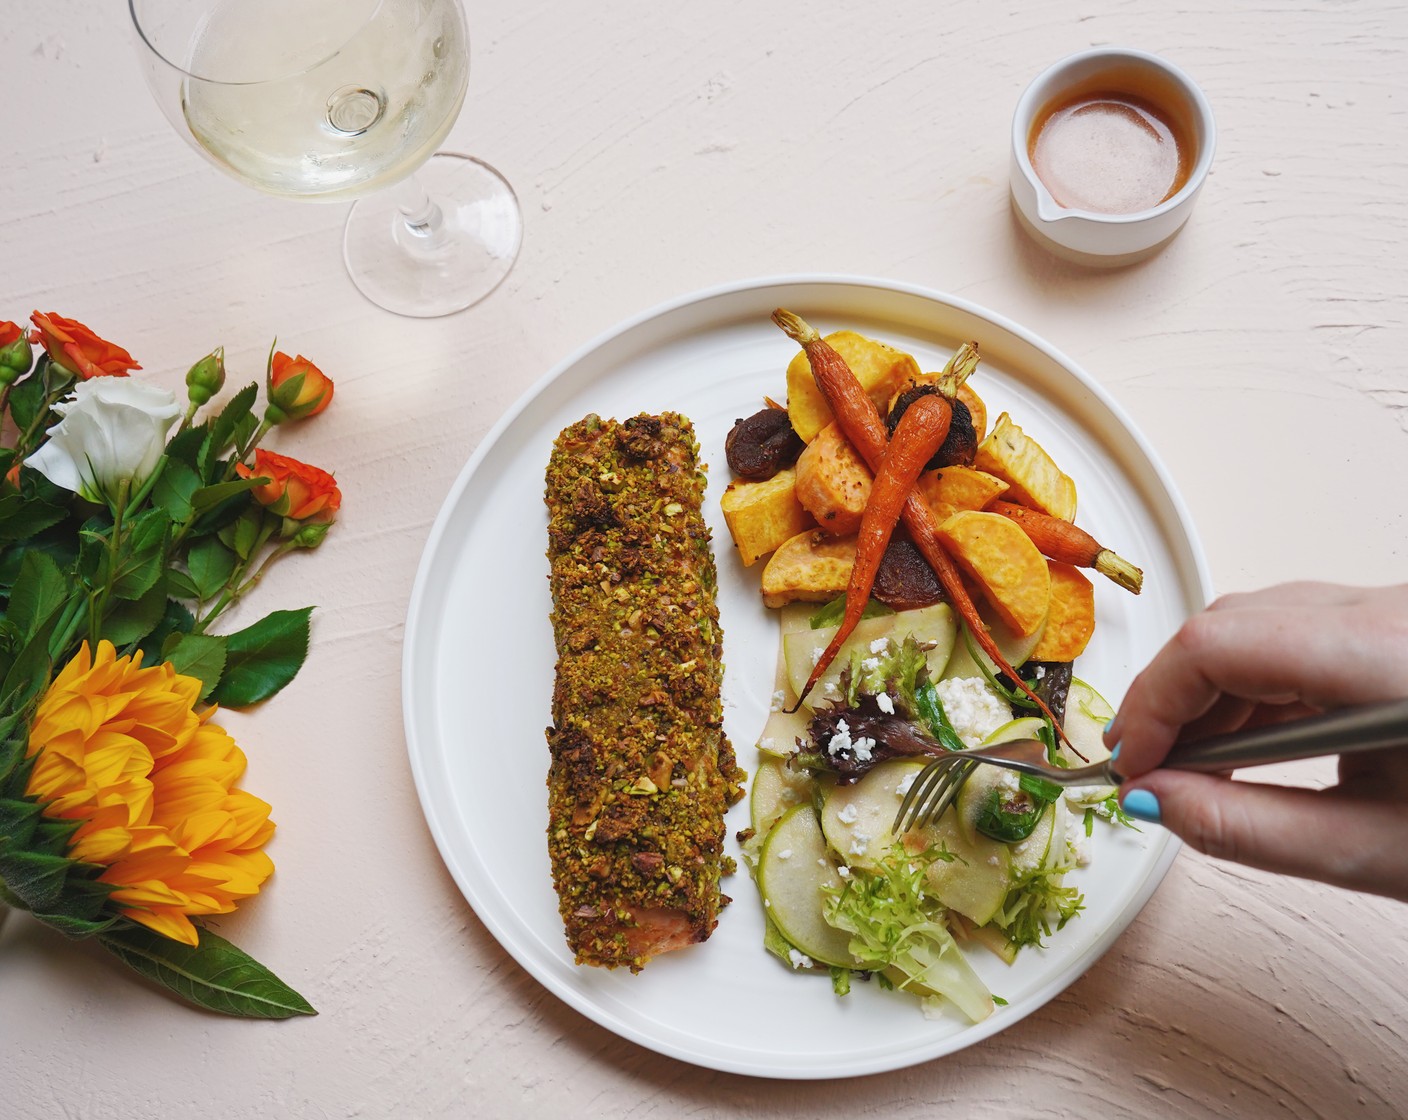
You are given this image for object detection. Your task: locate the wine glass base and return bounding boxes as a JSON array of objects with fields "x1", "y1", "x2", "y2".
[{"x1": 343, "y1": 153, "x2": 522, "y2": 318}]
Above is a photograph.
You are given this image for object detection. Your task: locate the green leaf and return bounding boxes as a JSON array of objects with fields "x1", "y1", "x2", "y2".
[
  {"x1": 136, "y1": 599, "x2": 195, "y2": 664},
  {"x1": 165, "y1": 424, "x2": 206, "y2": 472},
  {"x1": 218, "y1": 507, "x2": 263, "y2": 561},
  {"x1": 30, "y1": 910, "x2": 121, "y2": 938},
  {"x1": 102, "y1": 576, "x2": 169, "y2": 647},
  {"x1": 6, "y1": 550, "x2": 68, "y2": 639},
  {"x1": 0, "y1": 848, "x2": 72, "y2": 909},
  {"x1": 1, "y1": 611, "x2": 57, "y2": 712},
  {"x1": 162, "y1": 632, "x2": 226, "y2": 701},
  {"x1": 208, "y1": 384, "x2": 258, "y2": 456},
  {"x1": 0, "y1": 494, "x2": 67, "y2": 544},
  {"x1": 211, "y1": 608, "x2": 312, "y2": 707},
  {"x1": 186, "y1": 537, "x2": 237, "y2": 600},
  {"x1": 110, "y1": 510, "x2": 170, "y2": 601},
  {"x1": 7, "y1": 372, "x2": 47, "y2": 434},
  {"x1": 190, "y1": 477, "x2": 262, "y2": 516},
  {"x1": 165, "y1": 568, "x2": 201, "y2": 601},
  {"x1": 152, "y1": 459, "x2": 201, "y2": 523},
  {"x1": 98, "y1": 925, "x2": 317, "y2": 1019},
  {"x1": 0, "y1": 796, "x2": 42, "y2": 848}
]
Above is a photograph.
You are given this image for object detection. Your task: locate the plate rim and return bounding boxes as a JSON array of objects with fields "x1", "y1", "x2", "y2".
[{"x1": 401, "y1": 273, "x2": 1214, "y2": 1078}]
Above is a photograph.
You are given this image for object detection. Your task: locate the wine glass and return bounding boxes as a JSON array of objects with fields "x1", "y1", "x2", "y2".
[{"x1": 129, "y1": 0, "x2": 522, "y2": 317}]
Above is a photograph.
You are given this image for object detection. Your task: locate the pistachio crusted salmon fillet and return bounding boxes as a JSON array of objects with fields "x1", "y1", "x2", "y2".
[{"x1": 545, "y1": 412, "x2": 746, "y2": 970}]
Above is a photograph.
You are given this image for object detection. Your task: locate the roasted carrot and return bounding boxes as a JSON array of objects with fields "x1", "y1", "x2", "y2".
[
  {"x1": 794, "y1": 392, "x2": 953, "y2": 707},
  {"x1": 771, "y1": 308, "x2": 1084, "y2": 757},
  {"x1": 988, "y1": 499, "x2": 1143, "y2": 594}
]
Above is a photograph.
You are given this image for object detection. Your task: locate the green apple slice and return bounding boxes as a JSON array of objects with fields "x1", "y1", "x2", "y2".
[
  {"x1": 757, "y1": 805, "x2": 858, "y2": 968},
  {"x1": 819, "y1": 759, "x2": 926, "y2": 871},
  {"x1": 750, "y1": 757, "x2": 814, "y2": 835},
  {"x1": 781, "y1": 602, "x2": 957, "y2": 708}
]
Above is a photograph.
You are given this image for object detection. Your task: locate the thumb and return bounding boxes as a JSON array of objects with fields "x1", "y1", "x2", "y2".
[{"x1": 1120, "y1": 771, "x2": 1408, "y2": 901}]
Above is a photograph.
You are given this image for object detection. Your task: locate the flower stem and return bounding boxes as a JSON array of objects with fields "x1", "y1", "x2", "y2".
[
  {"x1": 86, "y1": 479, "x2": 131, "y2": 645},
  {"x1": 197, "y1": 539, "x2": 293, "y2": 632},
  {"x1": 177, "y1": 399, "x2": 200, "y2": 435}
]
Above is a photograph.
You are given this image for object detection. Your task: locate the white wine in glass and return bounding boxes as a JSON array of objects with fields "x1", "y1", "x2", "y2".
[{"x1": 130, "y1": 0, "x2": 522, "y2": 317}]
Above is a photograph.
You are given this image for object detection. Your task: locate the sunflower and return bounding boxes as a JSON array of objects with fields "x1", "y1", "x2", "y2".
[{"x1": 24, "y1": 641, "x2": 275, "y2": 946}]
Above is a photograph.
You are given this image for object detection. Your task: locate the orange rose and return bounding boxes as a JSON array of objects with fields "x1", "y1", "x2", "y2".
[
  {"x1": 236, "y1": 449, "x2": 341, "y2": 523},
  {"x1": 265, "y1": 352, "x2": 333, "y2": 423},
  {"x1": 29, "y1": 311, "x2": 140, "y2": 379},
  {"x1": 0, "y1": 320, "x2": 21, "y2": 347}
]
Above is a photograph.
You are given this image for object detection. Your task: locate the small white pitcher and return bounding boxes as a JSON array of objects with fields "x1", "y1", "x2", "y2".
[{"x1": 1010, "y1": 47, "x2": 1216, "y2": 266}]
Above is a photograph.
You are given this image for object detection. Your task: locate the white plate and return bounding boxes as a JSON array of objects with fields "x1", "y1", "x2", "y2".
[{"x1": 402, "y1": 275, "x2": 1213, "y2": 1079}]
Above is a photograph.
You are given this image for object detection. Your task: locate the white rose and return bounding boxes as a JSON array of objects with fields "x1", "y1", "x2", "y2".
[{"x1": 26, "y1": 378, "x2": 181, "y2": 503}]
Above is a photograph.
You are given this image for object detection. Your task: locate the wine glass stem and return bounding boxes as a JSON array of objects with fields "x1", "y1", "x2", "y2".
[{"x1": 393, "y1": 172, "x2": 445, "y2": 250}]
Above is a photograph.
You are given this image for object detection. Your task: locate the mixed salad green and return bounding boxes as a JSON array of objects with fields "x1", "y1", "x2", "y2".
[{"x1": 742, "y1": 597, "x2": 1136, "y2": 1022}]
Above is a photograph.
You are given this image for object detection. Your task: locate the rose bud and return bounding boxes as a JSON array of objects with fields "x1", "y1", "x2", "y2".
[
  {"x1": 0, "y1": 320, "x2": 33, "y2": 384},
  {"x1": 263, "y1": 351, "x2": 333, "y2": 424},
  {"x1": 185, "y1": 347, "x2": 226, "y2": 406},
  {"x1": 29, "y1": 311, "x2": 140, "y2": 379},
  {"x1": 236, "y1": 448, "x2": 341, "y2": 525}
]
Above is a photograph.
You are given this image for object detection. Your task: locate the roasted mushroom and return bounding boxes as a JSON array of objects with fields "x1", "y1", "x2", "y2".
[
  {"x1": 886, "y1": 385, "x2": 977, "y2": 469},
  {"x1": 725, "y1": 407, "x2": 805, "y2": 481}
]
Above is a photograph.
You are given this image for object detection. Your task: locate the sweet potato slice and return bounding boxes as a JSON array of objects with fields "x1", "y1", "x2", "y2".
[
  {"x1": 760, "y1": 530, "x2": 857, "y2": 608},
  {"x1": 974, "y1": 413, "x2": 1077, "y2": 521},
  {"x1": 1027, "y1": 561, "x2": 1096, "y2": 661},
  {"x1": 786, "y1": 331, "x2": 920, "y2": 443},
  {"x1": 935, "y1": 510, "x2": 1050, "y2": 638},
  {"x1": 793, "y1": 422, "x2": 872, "y2": 536},
  {"x1": 721, "y1": 468, "x2": 814, "y2": 566},
  {"x1": 917, "y1": 465, "x2": 1009, "y2": 525}
]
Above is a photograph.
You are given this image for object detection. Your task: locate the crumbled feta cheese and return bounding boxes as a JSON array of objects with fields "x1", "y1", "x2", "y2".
[
  {"x1": 811, "y1": 646, "x2": 826, "y2": 666},
  {"x1": 849, "y1": 833, "x2": 872, "y2": 857},
  {"x1": 1034, "y1": 664, "x2": 1046, "y2": 680},
  {"x1": 823, "y1": 682, "x2": 841, "y2": 700},
  {"x1": 771, "y1": 690, "x2": 786, "y2": 711},
  {"x1": 876, "y1": 693, "x2": 895, "y2": 715},
  {"x1": 764, "y1": 899, "x2": 771, "y2": 908},
  {"x1": 932, "y1": 677, "x2": 1011, "y2": 748},
  {"x1": 870, "y1": 638, "x2": 889, "y2": 654},
  {"x1": 987, "y1": 854, "x2": 1001, "y2": 867},
  {"x1": 896, "y1": 771, "x2": 917, "y2": 795},
  {"x1": 1068, "y1": 830, "x2": 1092, "y2": 867},
  {"x1": 827, "y1": 719, "x2": 853, "y2": 758},
  {"x1": 759, "y1": 737, "x2": 775, "y2": 751},
  {"x1": 777, "y1": 848, "x2": 793, "y2": 860},
  {"x1": 851, "y1": 735, "x2": 876, "y2": 762},
  {"x1": 837, "y1": 865, "x2": 851, "y2": 878},
  {"x1": 837, "y1": 803, "x2": 859, "y2": 824},
  {"x1": 861, "y1": 656, "x2": 880, "y2": 672},
  {"x1": 788, "y1": 948, "x2": 814, "y2": 970}
]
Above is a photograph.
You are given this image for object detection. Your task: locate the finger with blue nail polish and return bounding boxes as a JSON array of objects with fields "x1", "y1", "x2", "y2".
[{"x1": 1121, "y1": 788, "x2": 1161, "y2": 824}]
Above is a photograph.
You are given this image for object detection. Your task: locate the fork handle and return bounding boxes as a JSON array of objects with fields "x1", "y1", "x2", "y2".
[{"x1": 1153, "y1": 697, "x2": 1408, "y2": 775}]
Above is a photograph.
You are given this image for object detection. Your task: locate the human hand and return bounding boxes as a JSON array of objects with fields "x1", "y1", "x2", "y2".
[{"x1": 1105, "y1": 582, "x2": 1408, "y2": 901}]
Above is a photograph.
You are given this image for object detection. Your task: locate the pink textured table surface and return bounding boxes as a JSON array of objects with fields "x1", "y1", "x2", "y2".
[{"x1": 2, "y1": 2, "x2": 1406, "y2": 1116}]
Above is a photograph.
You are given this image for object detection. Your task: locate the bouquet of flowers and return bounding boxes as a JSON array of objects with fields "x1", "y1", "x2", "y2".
[{"x1": 0, "y1": 312, "x2": 341, "y2": 1018}]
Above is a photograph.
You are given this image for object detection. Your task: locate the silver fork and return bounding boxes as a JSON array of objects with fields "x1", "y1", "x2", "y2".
[{"x1": 892, "y1": 697, "x2": 1408, "y2": 835}]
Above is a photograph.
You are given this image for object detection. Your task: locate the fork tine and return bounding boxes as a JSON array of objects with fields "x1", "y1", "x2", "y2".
[
  {"x1": 911, "y1": 759, "x2": 976, "y2": 832},
  {"x1": 891, "y1": 757, "x2": 951, "y2": 835}
]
